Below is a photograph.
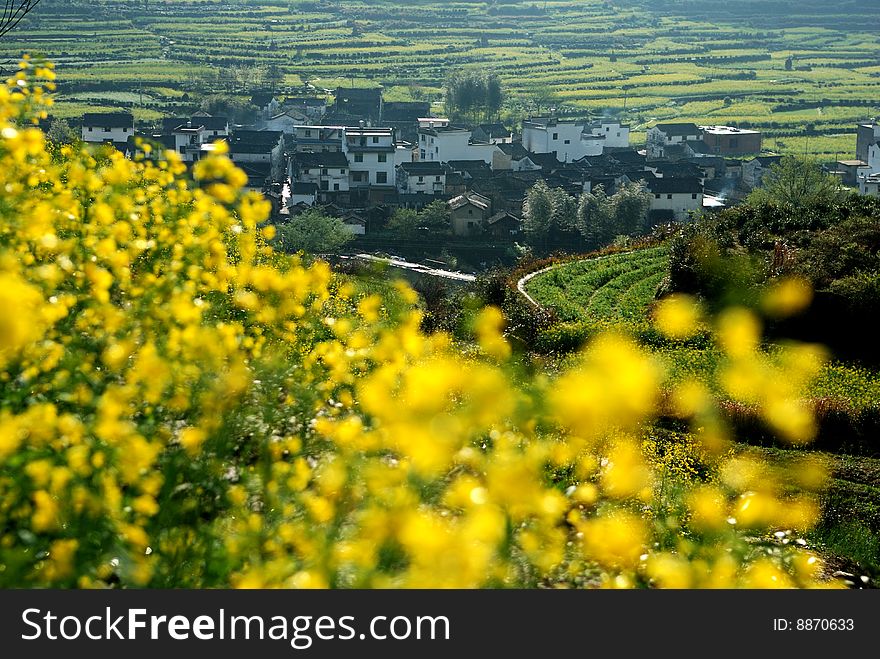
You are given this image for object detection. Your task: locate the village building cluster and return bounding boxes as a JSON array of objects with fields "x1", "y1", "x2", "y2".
[{"x1": 78, "y1": 90, "x2": 880, "y2": 242}]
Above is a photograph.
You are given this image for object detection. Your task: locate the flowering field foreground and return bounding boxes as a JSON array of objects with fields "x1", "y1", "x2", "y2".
[{"x1": 0, "y1": 60, "x2": 838, "y2": 588}]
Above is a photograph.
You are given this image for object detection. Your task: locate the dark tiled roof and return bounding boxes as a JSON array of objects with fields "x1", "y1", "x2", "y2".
[
  {"x1": 750, "y1": 155, "x2": 783, "y2": 166},
  {"x1": 231, "y1": 129, "x2": 283, "y2": 145},
  {"x1": 251, "y1": 93, "x2": 277, "y2": 107},
  {"x1": 198, "y1": 116, "x2": 229, "y2": 131},
  {"x1": 653, "y1": 123, "x2": 700, "y2": 136},
  {"x1": 292, "y1": 182, "x2": 318, "y2": 195},
  {"x1": 447, "y1": 160, "x2": 492, "y2": 174},
  {"x1": 647, "y1": 177, "x2": 703, "y2": 194},
  {"x1": 528, "y1": 152, "x2": 563, "y2": 170},
  {"x1": 82, "y1": 112, "x2": 134, "y2": 128},
  {"x1": 296, "y1": 152, "x2": 350, "y2": 168},
  {"x1": 486, "y1": 211, "x2": 521, "y2": 226},
  {"x1": 335, "y1": 87, "x2": 382, "y2": 100},
  {"x1": 498, "y1": 142, "x2": 531, "y2": 159},
  {"x1": 449, "y1": 191, "x2": 491, "y2": 211},
  {"x1": 399, "y1": 161, "x2": 445, "y2": 174}
]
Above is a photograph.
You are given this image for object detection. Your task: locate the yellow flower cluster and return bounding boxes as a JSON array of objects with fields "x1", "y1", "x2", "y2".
[{"x1": 0, "y1": 59, "x2": 835, "y2": 589}]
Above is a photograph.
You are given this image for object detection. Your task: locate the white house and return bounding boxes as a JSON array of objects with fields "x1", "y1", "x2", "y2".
[
  {"x1": 293, "y1": 125, "x2": 346, "y2": 153},
  {"x1": 81, "y1": 112, "x2": 134, "y2": 145},
  {"x1": 419, "y1": 117, "x2": 450, "y2": 130},
  {"x1": 646, "y1": 177, "x2": 703, "y2": 221},
  {"x1": 418, "y1": 126, "x2": 502, "y2": 166},
  {"x1": 228, "y1": 130, "x2": 284, "y2": 178},
  {"x1": 857, "y1": 121, "x2": 880, "y2": 163},
  {"x1": 449, "y1": 191, "x2": 492, "y2": 236},
  {"x1": 495, "y1": 142, "x2": 542, "y2": 172},
  {"x1": 521, "y1": 117, "x2": 604, "y2": 162},
  {"x1": 587, "y1": 119, "x2": 630, "y2": 149},
  {"x1": 472, "y1": 123, "x2": 514, "y2": 145},
  {"x1": 292, "y1": 151, "x2": 350, "y2": 200},
  {"x1": 345, "y1": 126, "x2": 396, "y2": 189},
  {"x1": 172, "y1": 121, "x2": 207, "y2": 162},
  {"x1": 397, "y1": 161, "x2": 446, "y2": 195},
  {"x1": 742, "y1": 155, "x2": 782, "y2": 189},
  {"x1": 859, "y1": 174, "x2": 880, "y2": 197},
  {"x1": 190, "y1": 113, "x2": 229, "y2": 139},
  {"x1": 251, "y1": 93, "x2": 282, "y2": 121},
  {"x1": 340, "y1": 212, "x2": 367, "y2": 236},
  {"x1": 290, "y1": 182, "x2": 318, "y2": 206},
  {"x1": 866, "y1": 142, "x2": 880, "y2": 174},
  {"x1": 265, "y1": 110, "x2": 310, "y2": 134},
  {"x1": 646, "y1": 123, "x2": 702, "y2": 159},
  {"x1": 394, "y1": 140, "x2": 415, "y2": 167},
  {"x1": 284, "y1": 97, "x2": 327, "y2": 122}
]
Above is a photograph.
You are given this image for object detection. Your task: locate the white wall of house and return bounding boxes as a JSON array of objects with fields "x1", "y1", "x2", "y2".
[
  {"x1": 266, "y1": 113, "x2": 307, "y2": 134},
  {"x1": 418, "y1": 128, "x2": 501, "y2": 165},
  {"x1": 649, "y1": 191, "x2": 703, "y2": 221},
  {"x1": 173, "y1": 128, "x2": 206, "y2": 162},
  {"x1": 291, "y1": 192, "x2": 317, "y2": 206},
  {"x1": 398, "y1": 172, "x2": 446, "y2": 194},
  {"x1": 293, "y1": 125, "x2": 345, "y2": 153},
  {"x1": 512, "y1": 157, "x2": 541, "y2": 172},
  {"x1": 522, "y1": 121, "x2": 589, "y2": 162},
  {"x1": 297, "y1": 166, "x2": 350, "y2": 193},
  {"x1": 348, "y1": 150, "x2": 395, "y2": 186},
  {"x1": 580, "y1": 134, "x2": 605, "y2": 158},
  {"x1": 590, "y1": 121, "x2": 630, "y2": 148},
  {"x1": 346, "y1": 129, "x2": 396, "y2": 187},
  {"x1": 343, "y1": 222, "x2": 366, "y2": 236},
  {"x1": 859, "y1": 177, "x2": 880, "y2": 196},
  {"x1": 395, "y1": 143, "x2": 415, "y2": 167},
  {"x1": 646, "y1": 126, "x2": 702, "y2": 159},
  {"x1": 82, "y1": 125, "x2": 132, "y2": 143},
  {"x1": 420, "y1": 129, "x2": 467, "y2": 162},
  {"x1": 867, "y1": 143, "x2": 880, "y2": 174},
  {"x1": 231, "y1": 151, "x2": 272, "y2": 163}
]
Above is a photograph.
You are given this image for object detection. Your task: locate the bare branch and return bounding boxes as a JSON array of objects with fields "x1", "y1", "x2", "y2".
[{"x1": 0, "y1": 0, "x2": 41, "y2": 40}]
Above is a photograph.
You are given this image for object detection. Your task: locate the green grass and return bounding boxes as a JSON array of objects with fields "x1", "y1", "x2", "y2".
[{"x1": 741, "y1": 446, "x2": 880, "y2": 578}]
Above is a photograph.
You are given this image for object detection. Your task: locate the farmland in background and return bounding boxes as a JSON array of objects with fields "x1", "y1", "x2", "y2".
[{"x1": 2, "y1": 0, "x2": 877, "y2": 159}]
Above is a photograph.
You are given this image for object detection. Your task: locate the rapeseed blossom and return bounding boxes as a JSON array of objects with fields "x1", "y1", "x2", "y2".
[{"x1": 0, "y1": 58, "x2": 836, "y2": 589}]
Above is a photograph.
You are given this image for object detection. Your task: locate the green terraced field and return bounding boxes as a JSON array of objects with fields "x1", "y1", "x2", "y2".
[
  {"x1": 529, "y1": 247, "x2": 880, "y2": 412},
  {"x1": 4, "y1": 1, "x2": 878, "y2": 158},
  {"x1": 525, "y1": 247, "x2": 669, "y2": 323}
]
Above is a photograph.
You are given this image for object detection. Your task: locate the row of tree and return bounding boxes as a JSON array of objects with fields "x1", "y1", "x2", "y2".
[
  {"x1": 444, "y1": 70, "x2": 504, "y2": 122},
  {"x1": 522, "y1": 180, "x2": 654, "y2": 249}
]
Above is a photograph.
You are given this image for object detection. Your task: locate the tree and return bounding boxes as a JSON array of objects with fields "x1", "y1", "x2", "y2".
[
  {"x1": 522, "y1": 179, "x2": 553, "y2": 244},
  {"x1": 531, "y1": 88, "x2": 557, "y2": 115},
  {"x1": 266, "y1": 62, "x2": 284, "y2": 91},
  {"x1": 486, "y1": 73, "x2": 503, "y2": 120},
  {"x1": 45, "y1": 117, "x2": 78, "y2": 145},
  {"x1": 577, "y1": 185, "x2": 614, "y2": 247},
  {"x1": 277, "y1": 210, "x2": 353, "y2": 254},
  {"x1": 386, "y1": 208, "x2": 420, "y2": 236},
  {"x1": 200, "y1": 95, "x2": 257, "y2": 124},
  {"x1": 418, "y1": 200, "x2": 451, "y2": 233},
  {"x1": 747, "y1": 156, "x2": 844, "y2": 210},
  {"x1": 611, "y1": 181, "x2": 653, "y2": 237},
  {"x1": 0, "y1": 0, "x2": 41, "y2": 40},
  {"x1": 549, "y1": 185, "x2": 578, "y2": 237},
  {"x1": 445, "y1": 69, "x2": 504, "y2": 122}
]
